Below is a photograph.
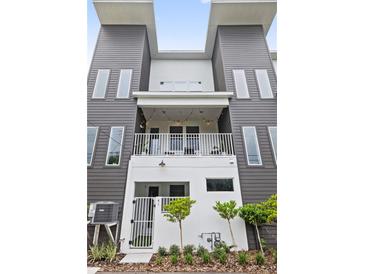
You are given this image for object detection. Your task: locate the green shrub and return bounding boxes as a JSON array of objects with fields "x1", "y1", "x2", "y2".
[
  {"x1": 89, "y1": 244, "x2": 104, "y2": 262},
  {"x1": 104, "y1": 242, "x2": 117, "y2": 262},
  {"x1": 213, "y1": 246, "x2": 226, "y2": 259},
  {"x1": 158, "y1": 246, "x2": 167, "y2": 256},
  {"x1": 196, "y1": 245, "x2": 208, "y2": 257},
  {"x1": 215, "y1": 241, "x2": 230, "y2": 253},
  {"x1": 255, "y1": 252, "x2": 265, "y2": 265},
  {"x1": 171, "y1": 254, "x2": 178, "y2": 265},
  {"x1": 183, "y1": 244, "x2": 195, "y2": 256},
  {"x1": 218, "y1": 252, "x2": 227, "y2": 264},
  {"x1": 202, "y1": 251, "x2": 211, "y2": 264},
  {"x1": 184, "y1": 253, "x2": 193, "y2": 265},
  {"x1": 89, "y1": 242, "x2": 117, "y2": 262},
  {"x1": 155, "y1": 256, "x2": 163, "y2": 265},
  {"x1": 237, "y1": 251, "x2": 248, "y2": 265},
  {"x1": 169, "y1": 244, "x2": 180, "y2": 256}
]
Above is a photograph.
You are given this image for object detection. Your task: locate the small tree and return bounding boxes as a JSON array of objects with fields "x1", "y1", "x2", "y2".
[
  {"x1": 261, "y1": 194, "x2": 277, "y2": 223},
  {"x1": 213, "y1": 200, "x2": 239, "y2": 248},
  {"x1": 163, "y1": 197, "x2": 196, "y2": 254},
  {"x1": 239, "y1": 203, "x2": 268, "y2": 254},
  {"x1": 239, "y1": 194, "x2": 277, "y2": 255}
]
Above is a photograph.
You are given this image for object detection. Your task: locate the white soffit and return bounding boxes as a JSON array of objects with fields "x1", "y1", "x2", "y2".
[{"x1": 93, "y1": 0, "x2": 277, "y2": 59}]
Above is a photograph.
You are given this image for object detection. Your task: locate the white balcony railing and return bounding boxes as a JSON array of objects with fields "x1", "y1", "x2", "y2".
[{"x1": 133, "y1": 133, "x2": 234, "y2": 156}]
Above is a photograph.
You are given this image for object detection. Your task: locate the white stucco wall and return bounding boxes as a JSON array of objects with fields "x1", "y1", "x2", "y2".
[
  {"x1": 120, "y1": 156, "x2": 249, "y2": 253},
  {"x1": 149, "y1": 60, "x2": 215, "y2": 91}
]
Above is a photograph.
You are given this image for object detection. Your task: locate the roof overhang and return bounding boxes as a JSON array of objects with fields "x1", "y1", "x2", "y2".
[
  {"x1": 133, "y1": 91, "x2": 233, "y2": 107},
  {"x1": 93, "y1": 0, "x2": 277, "y2": 59}
]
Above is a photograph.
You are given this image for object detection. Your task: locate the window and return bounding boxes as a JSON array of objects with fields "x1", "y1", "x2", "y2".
[
  {"x1": 87, "y1": 127, "x2": 98, "y2": 165},
  {"x1": 242, "y1": 127, "x2": 262, "y2": 165},
  {"x1": 105, "y1": 127, "x2": 124, "y2": 166},
  {"x1": 255, "y1": 69, "x2": 273, "y2": 98},
  {"x1": 233, "y1": 69, "x2": 249, "y2": 98},
  {"x1": 206, "y1": 179, "x2": 234, "y2": 192},
  {"x1": 92, "y1": 69, "x2": 110, "y2": 98},
  {"x1": 117, "y1": 69, "x2": 132, "y2": 98},
  {"x1": 169, "y1": 185, "x2": 185, "y2": 197},
  {"x1": 268, "y1": 127, "x2": 277, "y2": 162}
]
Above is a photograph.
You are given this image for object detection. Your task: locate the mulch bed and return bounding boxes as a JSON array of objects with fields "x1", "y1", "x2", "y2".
[{"x1": 88, "y1": 251, "x2": 277, "y2": 273}]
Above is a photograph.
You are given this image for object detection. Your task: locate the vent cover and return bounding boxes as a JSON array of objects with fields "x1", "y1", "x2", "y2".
[{"x1": 91, "y1": 201, "x2": 120, "y2": 225}]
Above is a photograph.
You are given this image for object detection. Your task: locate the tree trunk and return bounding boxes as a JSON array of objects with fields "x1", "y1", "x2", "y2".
[
  {"x1": 179, "y1": 220, "x2": 183, "y2": 255},
  {"x1": 255, "y1": 223, "x2": 264, "y2": 255},
  {"x1": 227, "y1": 219, "x2": 237, "y2": 248}
]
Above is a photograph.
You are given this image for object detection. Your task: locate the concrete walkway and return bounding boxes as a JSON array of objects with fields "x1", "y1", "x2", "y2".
[
  {"x1": 119, "y1": 253, "x2": 153, "y2": 263},
  {"x1": 87, "y1": 267, "x2": 100, "y2": 274}
]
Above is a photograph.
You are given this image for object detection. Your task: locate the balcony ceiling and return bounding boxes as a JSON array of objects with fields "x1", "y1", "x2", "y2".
[
  {"x1": 93, "y1": 0, "x2": 277, "y2": 59},
  {"x1": 141, "y1": 107, "x2": 224, "y2": 121}
]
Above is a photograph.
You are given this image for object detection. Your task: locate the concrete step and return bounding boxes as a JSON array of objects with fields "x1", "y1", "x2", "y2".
[{"x1": 119, "y1": 253, "x2": 153, "y2": 264}]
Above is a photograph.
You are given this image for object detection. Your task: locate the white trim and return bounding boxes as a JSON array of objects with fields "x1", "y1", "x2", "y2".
[
  {"x1": 268, "y1": 126, "x2": 277, "y2": 163},
  {"x1": 133, "y1": 91, "x2": 233, "y2": 98},
  {"x1": 92, "y1": 69, "x2": 110, "y2": 99},
  {"x1": 242, "y1": 126, "x2": 262, "y2": 166},
  {"x1": 87, "y1": 127, "x2": 99, "y2": 166},
  {"x1": 255, "y1": 69, "x2": 274, "y2": 99},
  {"x1": 105, "y1": 126, "x2": 125, "y2": 166},
  {"x1": 233, "y1": 69, "x2": 250, "y2": 98},
  {"x1": 116, "y1": 69, "x2": 133, "y2": 98}
]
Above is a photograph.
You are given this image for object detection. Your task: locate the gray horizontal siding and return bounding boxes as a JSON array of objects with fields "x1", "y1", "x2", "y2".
[
  {"x1": 213, "y1": 26, "x2": 277, "y2": 249},
  {"x1": 87, "y1": 25, "x2": 150, "y2": 206}
]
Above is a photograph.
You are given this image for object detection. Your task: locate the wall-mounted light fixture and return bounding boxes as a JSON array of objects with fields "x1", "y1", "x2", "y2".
[{"x1": 159, "y1": 160, "x2": 166, "y2": 167}]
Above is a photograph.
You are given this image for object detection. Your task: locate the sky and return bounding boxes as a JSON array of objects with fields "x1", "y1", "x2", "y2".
[{"x1": 87, "y1": 0, "x2": 277, "y2": 61}]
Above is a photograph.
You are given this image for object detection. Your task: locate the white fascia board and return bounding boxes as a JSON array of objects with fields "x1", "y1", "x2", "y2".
[
  {"x1": 133, "y1": 91, "x2": 233, "y2": 98},
  {"x1": 136, "y1": 97, "x2": 230, "y2": 108}
]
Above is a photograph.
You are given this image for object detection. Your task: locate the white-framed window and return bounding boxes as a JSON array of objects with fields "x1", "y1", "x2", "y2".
[
  {"x1": 233, "y1": 69, "x2": 250, "y2": 98},
  {"x1": 268, "y1": 126, "x2": 277, "y2": 163},
  {"x1": 255, "y1": 69, "x2": 273, "y2": 98},
  {"x1": 105, "y1": 127, "x2": 125, "y2": 166},
  {"x1": 242, "y1": 126, "x2": 262, "y2": 166},
  {"x1": 87, "y1": 127, "x2": 98, "y2": 166},
  {"x1": 92, "y1": 69, "x2": 110, "y2": 98},
  {"x1": 117, "y1": 69, "x2": 132, "y2": 98}
]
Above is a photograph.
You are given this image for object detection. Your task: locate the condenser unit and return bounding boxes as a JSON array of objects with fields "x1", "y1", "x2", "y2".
[{"x1": 91, "y1": 201, "x2": 120, "y2": 225}]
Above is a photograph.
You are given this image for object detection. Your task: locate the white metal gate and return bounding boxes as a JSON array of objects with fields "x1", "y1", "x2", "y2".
[{"x1": 129, "y1": 197, "x2": 155, "y2": 248}]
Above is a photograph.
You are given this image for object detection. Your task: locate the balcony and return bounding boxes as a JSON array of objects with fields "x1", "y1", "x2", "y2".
[{"x1": 133, "y1": 133, "x2": 234, "y2": 156}]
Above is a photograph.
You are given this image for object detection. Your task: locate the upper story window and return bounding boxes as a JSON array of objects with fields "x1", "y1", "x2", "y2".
[
  {"x1": 242, "y1": 126, "x2": 262, "y2": 166},
  {"x1": 159, "y1": 81, "x2": 202, "y2": 91},
  {"x1": 87, "y1": 127, "x2": 98, "y2": 166},
  {"x1": 117, "y1": 69, "x2": 132, "y2": 98},
  {"x1": 106, "y1": 127, "x2": 125, "y2": 166},
  {"x1": 206, "y1": 178, "x2": 234, "y2": 192},
  {"x1": 255, "y1": 69, "x2": 274, "y2": 98},
  {"x1": 92, "y1": 69, "x2": 110, "y2": 98},
  {"x1": 268, "y1": 126, "x2": 277, "y2": 163},
  {"x1": 233, "y1": 69, "x2": 250, "y2": 98}
]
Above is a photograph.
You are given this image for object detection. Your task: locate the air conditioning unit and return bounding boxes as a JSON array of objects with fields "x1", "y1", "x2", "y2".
[{"x1": 90, "y1": 201, "x2": 120, "y2": 225}]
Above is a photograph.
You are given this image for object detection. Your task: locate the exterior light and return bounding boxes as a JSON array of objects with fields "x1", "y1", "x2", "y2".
[{"x1": 159, "y1": 160, "x2": 166, "y2": 167}]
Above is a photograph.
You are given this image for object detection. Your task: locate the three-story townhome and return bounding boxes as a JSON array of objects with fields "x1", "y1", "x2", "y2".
[{"x1": 88, "y1": 0, "x2": 277, "y2": 254}]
